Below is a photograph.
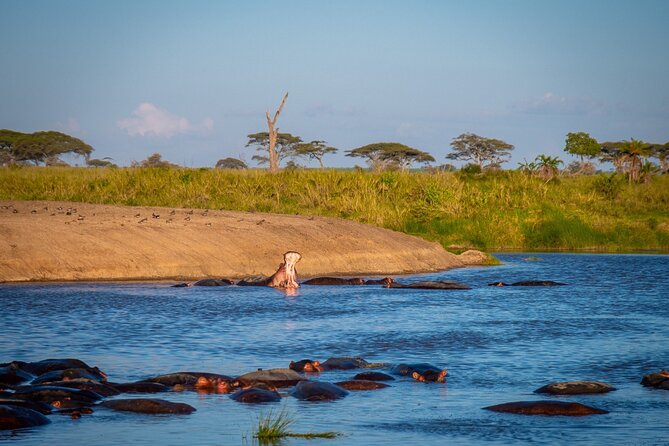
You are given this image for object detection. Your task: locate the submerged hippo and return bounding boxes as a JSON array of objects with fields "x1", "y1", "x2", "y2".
[
  {"x1": 353, "y1": 372, "x2": 395, "y2": 381},
  {"x1": 99, "y1": 398, "x2": 195, "y2": 414},
  {"x1": 364, "y1": 277, "x2": 395, "y2": 286},
  {"x1": 143, "y1": 372, "x2": 233, "y2": 389},
  {"x1": 192, "y1": 279, "x2": 234, "y2": 286},
  {"x1": 235, "y1": 368, "x2": 304, "y2": 388},
  {"x1": 535, "y1": 381, "x2": 616, "y2": 395},
  {"x1": 0, "y1": 365, "x2": 34, "y2": 386},
  {"x1": 335, "y1": 380, "x2": 390, "y2": 391},
  {"x1": 391, "y1": 363, "x2": 448, "y2": 383},
  {"x1": 483, "y1": 400, "x2": 608, "y2": 416},
  {"x1": 47, "y1": 379, "x2": 120, "y2": 397},
  {"x1": 12, "y1": 385, "x2": 103, "y2": 404},
  {"x1": 0, "y1": 405, "x2": 51, "y2": 430},
  {"x1": 488, "y1": 280, "x2": 566, "y2": 287},
  {"x1": 230, "y1": 385, "x2": 281, "y2": 403},
  {"x1": 302, "y1": 277, "x2": 364, "y2": 286},
  {"x1": 290, "y1": 381, "x2": 348, "y2": 401},
  {"x1": 0, "y1": 398, "x2": 53, "y2": 415},
  {"x1": 108, "y1": 381, "x2": 170, "y2": 394},
  {"x1": 387, "y1": 281, "x2": 470, "y2": 290},
  {"x1": 32, "y1": 367, "x2": 107, "y2": 385},
  {"x1": 238, "y1": 251, "x2": 302, "y2": 288},
  {"x1": 289, "y1": 359, "x2": 323, "y2": 373},
  {"x1": 17, "y1": 359, "x2": 102, "y2": 377},
  {"x1": 641, "y1": 370, "x2": 669, "y2": 390},
  {"x1": 319, "y1": 357, "x2": 374, "y2": 371}
]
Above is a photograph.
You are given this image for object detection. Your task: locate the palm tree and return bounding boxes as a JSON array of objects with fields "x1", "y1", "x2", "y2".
[
  {"x1": 618, "y1": 139, "x2": 652, "y2": 184},
  {"x1": 535, "y1": 155, "x2": 563, "y2": 181},
  {"x1": 517, "y1": 159, "x2": 537, "y2": 175}
]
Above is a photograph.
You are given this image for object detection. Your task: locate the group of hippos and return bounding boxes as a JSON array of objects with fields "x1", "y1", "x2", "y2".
[
  {"x1": 171, "y1": 251, "x2": 567, "y2": 290},
  {"x1": 2, "y1": 356, "x2": 669, "y2": 432}
]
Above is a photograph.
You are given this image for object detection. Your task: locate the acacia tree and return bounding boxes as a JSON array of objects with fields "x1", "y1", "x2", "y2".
[
  {"x1": 137, "y1": 152, "x2": 177, "y2": 168},
  {"x1": 564, "y1": 132, "x2": 600, "y2": 174},
  {"x1": 600, "y1": 139, "x2": 652, "y2": 183},
  {"x1": 292, "y1": 140, "x2": 337, "y2": 168},
  {"x1": 215, "y1": 157, "x2": 248, "y2": 169},
  {"x1": 246, "y1": 132, "x2": 302, "y2": 167},
  {"x1": 0, "y1": 129, "x2": 93, "y2": 166},
  {"x1": 447, "y1": 133, "x2": 514, "y2": 168},
  {"x1": 345, "y1": 142, "x2": 434, "y2": 171},
  {"x1": 649, "y1": 142, "x2": 669, "y2": 174},
  {"x1": 265, "y1": 92, "x2": 289, "y2": 173}
]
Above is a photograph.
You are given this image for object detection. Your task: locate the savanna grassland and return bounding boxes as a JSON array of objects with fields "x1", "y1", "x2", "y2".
[{"x1": 1, "y1": 166, "x2": 668, "y2": 252}]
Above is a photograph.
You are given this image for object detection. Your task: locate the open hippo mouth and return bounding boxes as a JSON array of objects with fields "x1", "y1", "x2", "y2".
[{"x1": 267, "y1": 251, "x2": 302, "y2": 289}]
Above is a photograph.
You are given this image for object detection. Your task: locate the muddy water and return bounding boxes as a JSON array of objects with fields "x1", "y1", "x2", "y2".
[{"x1": 1, "y1": 253, "x2": 668, "y2": 445}]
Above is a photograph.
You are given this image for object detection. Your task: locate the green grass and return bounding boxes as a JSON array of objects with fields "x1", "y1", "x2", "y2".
[
  {"x1": 1, "y1": 166, "x2": 668, "y2": 252},
  {"x1": 254, "y1": 408, "x2": 340, "y2": 441}
]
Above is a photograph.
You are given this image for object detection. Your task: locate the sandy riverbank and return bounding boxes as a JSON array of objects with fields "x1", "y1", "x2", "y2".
[{"x1": 0, "y1": 201, "x2": 488, "y2": 282}]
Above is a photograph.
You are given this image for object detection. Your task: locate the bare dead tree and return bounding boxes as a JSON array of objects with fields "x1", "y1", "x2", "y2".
[{"x1": 266, "y1": 92, "x2": 289, "y2": 173}]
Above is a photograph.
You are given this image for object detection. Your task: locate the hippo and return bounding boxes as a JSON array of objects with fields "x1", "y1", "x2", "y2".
[
  {"x1": 535, "y1": 381, "x2": 616, "y2": 395},
  {"x1": 364, "y1": 277, "x2": 395, "y2": 286},
  {"x1": 483, "y1": 400, "x2": 608, "y2": 416},
  {"x1": 353, "y1": 372, "x2": 395, "y2": 381},
  {"x1": 45, "y1": 379, "x2": 120, "y2": 397},
  {"x1": 391, "y1": 363, "x2": 448, "y2": 383},
  {"x1": 12, "y1": 385, "x2": 103, "y2": 404},
  {"x1": 335, "y1": 380, "x2": 390, "y2": 391},
  {"x1": 108, "y1": 381, "x2": 170, "y2": 394},
  {"x1": 319, "y1": 357, "x2": 372, "y2": 371},
  {"x1": 230, "y1": 385, "x2": 281, "y2": 403},
  {"x1": 192, "y1": 374, "x2": 235, "y2": 394},
  {"x1": 290, "y1": 381, "x2": 348, "y2": 401},
  {"x1": 18, "y1": 359, "x2": 102, "y2": 377},
  {"x1": 0, "y1": 405, "x2": 51, "y2": 430},
  {"x1": 192, "y1": 278, "x2": 234, "y2": 286},
  {"x1": 387, "y1": 281, "x2": 471, "y2": 290},
  {"x1": 235, "y1": 368, "x2": 305, "y2": 388},
  {"x1": 99, "y1": 398, "x2": 195, "y2": 414},
  {"x1": 641, "y1": 370, "x2": 669, "y2": 390},
  {"x1": 488, "y1": 280, "x2": 566, "y2": 287},
  {"x1": 0, "y1": 398, "x2": 53, "y2": 415},
  {"x1": 289, "y1": 359, "x2": 323, "y2": 373},
  {"x1": 0, "y1": 365, "x2": 34, "y2": 386},
  {"x1": 302, "y1": 277, "x2": 364, "y2": 285},
  {"x1": 238, "y1": 251, "x2": 302, "y2": 288},
  {"x1": 32, "y1": 367, "x2": 107, "y2": 385}
]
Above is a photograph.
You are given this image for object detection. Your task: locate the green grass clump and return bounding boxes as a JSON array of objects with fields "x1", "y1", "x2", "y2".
[
  {"x1": 1, "y1": 166, "x2": 668, "y2": 252},
  {"x1": 254, "y1": 408, "x2": 340, "y2": 441}
]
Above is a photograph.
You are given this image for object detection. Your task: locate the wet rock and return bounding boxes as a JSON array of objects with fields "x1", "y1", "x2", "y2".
[
  {"x1": 0, "y1": 398, "x2": 52, "y2": 415},
  {"x1": 641, "y1": 371, "x2": 669, "y2": 390},
  {"x1": 353, "y1": 372, "x2": 395, "y2": 381},
  {"x1": 108, "y1": 381, "x2": 170, "y2": 394},
  {"x1": 290, "y1": 381, "x2": 348, "y2": 401},
  {"x1": 0, "y1": 405, "x2": 51, "y2": 430},
  {"x1": 229, "y1": 387, "x2": 281, "y2": 403},
  {"x1": 535, "y1": 381, "x2": 616, "y2": 395},
  {"x1": 483, "y1": 400, "x2": 608, "y2": 416},
  {"x1": 236, "y1": 368, "x2": 304, "y2": 388},
  {"x1": 302, "y1": 277, "x2": 364, "y2": 285},
  {"x1": 387, "y1": 281, "x2": 471, "y2": 290},
  {"x1": 335, "y1": 380, "x2": 390, "y2": 391},
  {"x1": 99, "y1": 398, "x2": 195, "y2": 414}
]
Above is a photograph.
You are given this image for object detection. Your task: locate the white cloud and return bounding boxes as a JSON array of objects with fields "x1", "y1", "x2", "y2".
[
  {"x1": 513, "y1": 92, "x2": 603, "y2": 115},
  {"x1": 118, "y1": 103, "x2": 213, "y2": 137}
]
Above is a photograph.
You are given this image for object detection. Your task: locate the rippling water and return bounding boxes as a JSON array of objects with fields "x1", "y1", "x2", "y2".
[{"x1": 1, "y1": 253, "x2": 668, "y2": 445}]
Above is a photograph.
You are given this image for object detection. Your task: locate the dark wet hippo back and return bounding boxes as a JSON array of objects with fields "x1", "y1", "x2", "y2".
[
  {"x1": 391, "y1": 363, "x2": 441, "y2": 376},
  {"x1": 289, "y1": 359, "x2": 320, "y2": 372},
  {"x1": 387, "y1": 281, "x2": 471, "y2": 290},
  {"x1": 511, "y1": 281, "x2": 566, "y2": 286},
  {"x1": 100, "y1": 398, "x2": 195, "y2": 414},
  {"x1": 108, "y1": 381, "x2": 170, "y2": 394},
  {"x1": 20, "y1": 358, "x2": 94, "y2": 376},
  {"x1": 12, "y1": 385, "x2": 103, "y2": 403},
  {"x1": 302, "y1": 277, "x2": 364, "y2": 285},
  {"x1": 0, "y1": 398, "x2": 53, "y2": 414},
  {"x1": 483, "y1": 400, "x2": 608, "y2": 416},
  {"x1": 229, "y1": 388, "x2": 281, "y2": 403},
  {"x1": 192, "y1": 278, "x2": 234, "y2": 286},
  {"x1": 0, "y1": 405, "x2": 51, "y2": 430},
  {"x1": 290, "y1": 381, "x2": 348, "y2": 401},
  {"x1": 236, "y1": 368, "x2": 304, "y2": 388},
  {"x1": 353, "y1": 371, "x2": 395, "y2": 381},
  {"x1": 0, "y1": 365, "x2": 34, "y2": 386},
  {"x1": 641, "y1": 371, "x2": 669, "y2": 389},
  {"x1": 534, "y1": 381, "x2": 616, "y2": 395},
  {"x1": 43, "y1": 380, "x2": 120, "y2": 397},
  {"x1": 320, "y1": 357, "x2": 369, "y2": 370},
  {"x1": 335, "y1": 380, "x2": 390, "y2": 391},
  {"x1": 32, "y1": 368, "x2": 106, "y2": 384}
]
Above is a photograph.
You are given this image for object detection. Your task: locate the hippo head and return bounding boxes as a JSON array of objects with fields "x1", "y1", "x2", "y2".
[
  {"x1": 289, "y1": 359, "x2": 324, "y2": 373},
  {"x1": 267, "y1": 251, "x2": 302, "y2": 289},
  {"x1": 194, "y1": 376, "x2": 233, "y2": 394}
]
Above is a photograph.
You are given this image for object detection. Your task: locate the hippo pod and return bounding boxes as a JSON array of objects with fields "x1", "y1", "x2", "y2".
[
  {"x1": 488, "y1": 280, "x2": 566, "y2": 287},
  {"x1": 535, "y1": 381, "x2": 616, "y2": 395},
  {"x1": 290, "y1": 381, "x2": 348, "y2": 401},
  {"x1": 0, "y1": 405, "x2": 51, "y2": 430},
  {"x1": 335, "y1": 380, "x2": 390, "y2": 391},
  {"x1": 641, "y1": 370, "x2": 669, "y2": 390},
  {"x1": 143, "y1": 372, "x2": 234, "y2": 392},
  {"x1": 230, "y1": 386, "x2": 281, "y2": 403},
  {"x1": 483, "y1": 400, "x2": 608, "y2": 416},
  {"x1": 99, "y1": 398, "x2": 196, "y2": 414},
  {"x1": 391, "y1": 363, "x2": 448, "y2": 383},
  {"x1": 387, "y1": 281, "x2": 471, "y2": 290}
]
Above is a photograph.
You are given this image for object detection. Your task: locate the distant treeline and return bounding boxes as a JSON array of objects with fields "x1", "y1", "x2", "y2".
[{"x1": 1, "y1": 167, "x2": 667, "y2": 252}]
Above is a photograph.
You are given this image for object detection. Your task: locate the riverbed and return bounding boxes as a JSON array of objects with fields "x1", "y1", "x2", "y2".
[{"x1": 1, "y1": 253, "x2": 668, "y2": 445}]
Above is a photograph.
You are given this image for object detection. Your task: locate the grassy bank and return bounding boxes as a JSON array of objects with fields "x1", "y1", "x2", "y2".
[{"x1": 1, "y1": 166, "x2": 668, "y2": 251}]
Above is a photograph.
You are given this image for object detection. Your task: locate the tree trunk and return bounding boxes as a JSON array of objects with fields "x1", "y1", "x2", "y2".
[{"x1": 266, "y1": 92, "x2": 289, "y2": 173}]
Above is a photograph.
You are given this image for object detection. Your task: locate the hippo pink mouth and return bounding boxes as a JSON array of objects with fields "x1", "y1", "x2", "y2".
[{"x1": 267, "y1": 251, "x2": 302, "y2": 289}]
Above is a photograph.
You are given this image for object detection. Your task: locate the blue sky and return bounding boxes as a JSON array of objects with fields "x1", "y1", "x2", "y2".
[{"x1": 2, "y1": 0, "x2": 668, "y2": 167}]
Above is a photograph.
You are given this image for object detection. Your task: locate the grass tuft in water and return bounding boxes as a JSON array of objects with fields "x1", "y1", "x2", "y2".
[{"x1": 254, "y1": 408, "x2": 340, "y2": 441}]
